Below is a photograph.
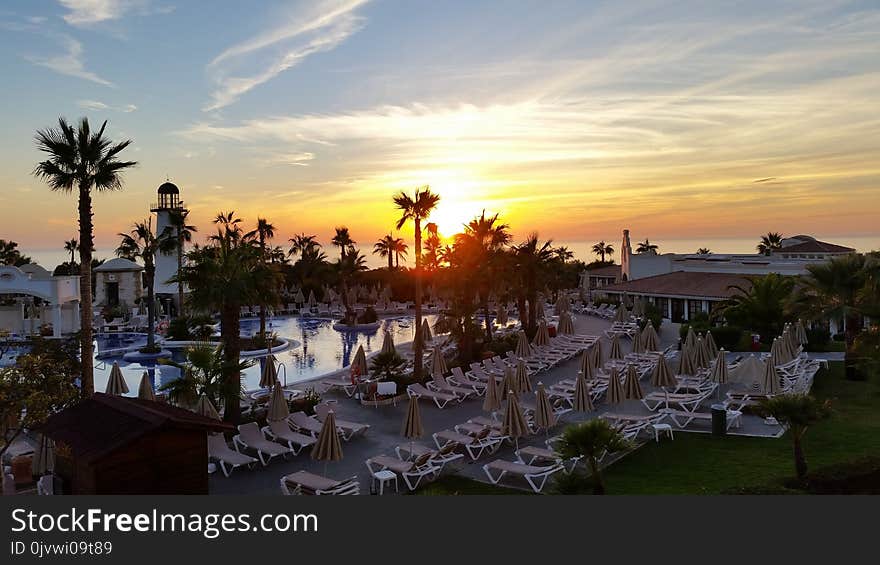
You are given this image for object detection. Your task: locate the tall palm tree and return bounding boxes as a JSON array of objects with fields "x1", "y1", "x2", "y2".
[
  {"x1": 757, "y1": 232, "x2": 783, "y2": 255},
  {"x1": 393, "y1": 186, "x2": 441, "y2": 379},
  {"x1": 758, "y1": 394, "x2": 831, "y2": 481},
  {"x1": 63, "y1": 239, "x2": 79, "y2": 265},
  {"x1": 288, "y1": 233, "x2": 320, "y2": 259},
  {"x1": 116, "y1": 218, "x2": 172, "y2": 351},
  {"x1": 392, "y1": 237, "x2": 408, "y2": 268},
  {"x1": 373, "y1": 234, "x2": 396, "y2": 269},
  {"x1": 592, "y1": 241, "x2": 614, "y2": 263},
  {"x1": 554, "y1": 246, "x2": 574, "y2": 263},
  {"x1": 513, "y1": 233, "x2": 555, "y2": 336},
  {"x1": 166, "y1": 208, "x2": 197, "y2": 317},
  {"x1": 457, "y1": 210, "x2": 511, "y2": 339},
  {"x1": 422, "y1": 222, "x2": 441, "y2": 271},
  {"x1": 331, "y1": 226, "x2": 355, "y2": 261},
  {"x1": 33, "y1": 117, "x2": 137, "y2": 396},
  {"x1": 248, "y1": 217, "x2": 276, "y2": 341},
  {"x1": 336, "y1": 248, "x2": 368, "y2": 324},
  {"x1": 636, "y1": 239, "x2": 659, "y2": 255},
  {"x1": 555, "y1": 419, "x2": 631, "y2": 494}
]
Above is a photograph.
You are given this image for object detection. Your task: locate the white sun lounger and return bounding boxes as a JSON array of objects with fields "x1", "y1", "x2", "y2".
[
  {"x1": 315, "y1": 404, "x2": 370, "y2": 440},
  {"x1": 482, "y1": 459, "x2": 564, "y2": 493},
  {"x1": 515, "y1": 445, "x2": 581, "y2": 474},
  {"x1": 395, "y1": 442, "x2": 465, "y2": 471},
  {"x1": 408, "y1": 383, "x2": 458, "y2": 408},
  {"x1": 262, "y1": 419, "x2": 317, "y2": 455},
  {"x1": 280, "y1": 471, "x2": 360, "y2": 495},
  {"x1": 208, "y1": 433, "x2": 258, "y2": 477},
  {"x1": 287, "y1": 411, "x2": 327, "y2": 437},
  {"x1": 233, "y1": 422, "x2": 291, "y2": 466},
  {"x1": 433, "y1": 428, "x2": 504, "y2": 460},
  {"x1": 366, "y1": 454, "x2": 441, "y2": 491},
  {"x1": 429, "y1": 373, "x2": 478, "y2": 400}
]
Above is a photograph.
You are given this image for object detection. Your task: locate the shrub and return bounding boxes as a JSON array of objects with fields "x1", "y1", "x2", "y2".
[
  {"x1": 166, "y1": 317, "x2": 191, "y2": 341},
  {"x1": 806, "y1": 327, "x2": 831, "y2": 349},
  {"x1": 708, "y1": 326, "x2": 744, "y2": 350},
  {"x1": 551, "y1": 471, "x2": 595, "y2": 495},
  {"x1": 640, "y1": 302, "x2": 663, "y2": 331},
  {"x1": 798, "y1": 456, "x2": 880, "y2": 494}
]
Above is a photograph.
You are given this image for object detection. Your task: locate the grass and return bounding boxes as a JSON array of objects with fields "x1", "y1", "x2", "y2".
[{"x1": 421, "y1": 362, "x2": 879, "y2": 494}]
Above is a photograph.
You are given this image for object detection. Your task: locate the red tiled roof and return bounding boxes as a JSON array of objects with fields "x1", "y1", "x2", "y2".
[
  {"x1": 777, "y1": 240, "x2": 854, "y2": 254},
  {"x1": 586, "y1": 264, "x2": 621, "y2": 278},
  {"x1": 42, "y1": 393, "x2": 233, "y2": 463},
  {"x1": 600, "y1": 271, "x2": 754, "y2": 300}
]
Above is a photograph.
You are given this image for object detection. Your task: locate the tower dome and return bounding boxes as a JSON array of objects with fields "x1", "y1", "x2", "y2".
[
  {"x1": 153, "y1": 180, "x2": 182, "y2": 211},
  {"x1": 157, "y1": 181, "x2": 179, "y2": 195}
]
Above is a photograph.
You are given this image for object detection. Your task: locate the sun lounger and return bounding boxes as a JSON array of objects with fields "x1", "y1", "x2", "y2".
[
  {"x1": 395, "y1": 442, "x2": 465, "y2": 471},
  {"x1": 448, "y1": 366, "x2": 487, "y2": 394},
  {"x1": 641, "y1": 387, "x2": 715, "y2": 412},
  {"x1": 233, "y1": 422, "x2": 291, "y2": 465},
  {"x1": 366, "y1": 453, "x2": 441, "y2": 491},
  {"x1": 320, "y1": 374, "x2": 359, "y2": 397},
  {"x1": 262, "y1": 419, "x2": 317, "y2": 455},
  {"x1": 208, "y1": 433, "x2": 258, "y2": 477},
  {"x1": 280, "y1": 471, "x2": 360, "y2": 495},
  {"x1": 515, "y1": 445, "x2": 581, "y2": 474},
  {"x1": 661, "y1": 408, "x2": 743, "y2": 430},
  {"x1": 433, "y1": 428, "x2": 504, "y2": 460},
  {"x1": 315, "y1": 403, "x2": 370, "y2": 440},
  {"x1": 408, "y1": 383, "x2": 458, "y2": 408},
  {"x1": 429, "y1": 373, "x2": 477, "y2": 400},
  {"x1": 288, "y1": 411, "x2": 328, "y2": 437},
  {"x1": 482, "y1": 459, "x2": 564, "y2": 493}
]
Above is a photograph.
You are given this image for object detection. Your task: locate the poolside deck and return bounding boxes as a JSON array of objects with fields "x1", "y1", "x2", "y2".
[{"x1": 209, "y1": 315, "x2": 802, "y2": 495}]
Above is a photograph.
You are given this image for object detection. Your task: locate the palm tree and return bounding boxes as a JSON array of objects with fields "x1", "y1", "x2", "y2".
[
  {"x1": 757, "y1": 232, "x2": 783, "y2": 255},
  {"x1": 757, "y1": 394, "x2": 831, "y2": 481},
  {"x1": 696, "y1": 247, "x2": 712, "y2": 255},
  {"x1": 173, "y1": 211, "x2": 279, "y2": 422},
  {"x1": 116, "y1": 218, "x2": 172, "y2": 352},
  {"x1": 288, "y1": 233, "x2": 320, "y2": 259},
  {"x1": 592, "y1": 241, "x2": 614, "y2": 263},
  {"x1": 393, "y1": 186, "x2": 441, "y2": 379},
  {"x1": 0, "y1": 240, "x2": 32, "y2": 266},
  {"x1": 33, "y1": 117, "x2": 137, "y2": 396},
  {"x1": 166, "y1": 208, "x2": 197, "y2": 317},
  {"x1": 248, "y1": 217, "x2": 277, "y2": 341},
  {"x1": 554, "y1": 420, "x2": 630, "y2": 494},
  {"x1": 331, "y1": 226, "x2": 355, "y2": 261},
  {"x1": 158, "y1": 343, "x2": 252, "y2": 410},
  {"x1": 796, "y1": 253, "x2": 872, "y2": 369},
  {"x1": 717, "y1": 273, "x2": 794, "y2": 343},
  {"x1": 373, "y1": 234, "x2": 396, "y2": 269},
  {"x1": 422, "y1": 222, "x2": 441, "y2": 271},
  {"x1": 636, "y1": 239, "x2": 658, "y2": 255},
  {"x1": 457, "y1": 210, "x2": 511, "y2": 339},
  {"x1": 63, "y1": 239, "x2": 79, "y2": 265},
  {"x1": 336, "y1": 248, "x2": 368, "y2": 324},
  {"x1": 392, "y1": 237, "x2": 408, "y2": 268},
  {"x1": 513, "y1": 233, "x2": 555, "y2": 336},
  {"x1": 554, "y1": 246, "x2": 574, "y2": 263}
]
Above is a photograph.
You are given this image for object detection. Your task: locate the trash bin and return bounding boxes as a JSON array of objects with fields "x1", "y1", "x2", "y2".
[{"x1": 711, "y1": 404, "x2": 727, "y2": 436}]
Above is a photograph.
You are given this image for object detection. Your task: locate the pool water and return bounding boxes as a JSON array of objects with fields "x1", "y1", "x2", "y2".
[{"x1": 89, "y1": 314, "x2": 439, "y2": 396}]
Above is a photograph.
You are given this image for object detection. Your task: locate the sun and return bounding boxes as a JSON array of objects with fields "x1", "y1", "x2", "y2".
[{"x1": 428, "y1": 202, "x2": 471, "y2": 239}]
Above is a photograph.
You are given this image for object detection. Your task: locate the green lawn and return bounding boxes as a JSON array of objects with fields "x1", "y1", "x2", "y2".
[{"x1": 422, "y1": 362, "x2": 879, "y2": 495}]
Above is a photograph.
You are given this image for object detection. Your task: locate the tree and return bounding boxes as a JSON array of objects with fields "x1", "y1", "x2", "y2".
[
  {"x1": 173, "y1": 211, "x2": 278, "y2": 422},
  {"x1": 63, "y1": 239, "x2": 79, "y2": 265},
  {"x1": 717, "y1": 273, "x2": 795, "y2": 343},
  {"x1": 373, "y1": 234, "x2": 396, "y2": 269},
  {"x1": 0, "y1": 240, "x2": 32, "y2": 267},
  {"x1": 591, "y1": 241, "x2": 614, "y2": 263},
  {"x1": 247, "y1": 217, "x2": 277, "y2": 341},
  {"x1": 554, "y1": 419, "x2": 630, "y2": 494},
  {"x1": 757, "y1": 232, "x2": 783, "y2": 255},
  {"x1": 158, "y1": 343, "x2": 251, "y2": 410},
  {"x1": 512, "y1": 233, "x2": 555, "y2": 337},
  {"x1": 757, "y1": 394, "x2": 831, "y2": 481},
  {"x1": 166, "y1": 208, "x2": 197, "y2": 317},
  {"x1": 288, "y1": 233, "x2": 320, "y2": 259},
  {"x1": 336, "y1": 248, "x2": 368, "y2": 324},
  {"x1": 34, "y1": 117, "x2": 137, "y2": 396},
  {"x1": 392, "y1": 237, "x2": 408, "y2": 268},
  {"x1": 636, "y1": 239, "x2": 658, "y2": 255},
  {"x1": 393, "y1": 186, "x2": 441, "y2": 379},
  {"x1": 331, "y1": 226, "x2": 355, "y2": 261},
  {"x1": 422, "y1": 222, "x2": 442, "y2": 271},
  {"x1": 696, "y1": 247, "x2": 712, "y2": 255},
  {"x1": 0, "y1": 338, "x2": 80, "y2": 460},
  {"x1": 554, "y1": 246, "x2": 574, "y2": 263},
  {"x1": 116, "y1": 218, "x2": 173, "y2": 352}
]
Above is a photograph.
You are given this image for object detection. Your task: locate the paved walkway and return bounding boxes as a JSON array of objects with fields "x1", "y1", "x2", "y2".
[{"x1": 209, "y1": 315, "x2": 794, "y2": 495}]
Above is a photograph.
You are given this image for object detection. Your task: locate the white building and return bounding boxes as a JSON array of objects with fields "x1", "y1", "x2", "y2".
[
  {"x1": 150, "y1": 181, "x2": 188, "y2": 314},
  {"x1": 94, "y1": 258, "x2": 144, "y2": 311},
  {"x1": 0, "y1": 265, "x2": 80, "y2": 337}
]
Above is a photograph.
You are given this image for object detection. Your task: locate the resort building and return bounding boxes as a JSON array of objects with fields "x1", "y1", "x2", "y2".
[
  {"x1": 151, "y1": 181, "x2": 188, "y2": 314},
  {"x1": 0, "y1": 264, "x2": 80, "y2": 337},
  {"x1": 590, "y1": 230, "x2": 854, "y2": 323},
  {"x1": 94, "y1": 258, "x2": 145, "y2": 312}
]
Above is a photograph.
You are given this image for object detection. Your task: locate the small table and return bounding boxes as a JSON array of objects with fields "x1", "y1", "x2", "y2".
[
  {"x1": 652, "y1": 423, "x2": 674, "y2": 442},
  {"x1": 371, "y1": 469, "x2": 398, "y2": 495}
]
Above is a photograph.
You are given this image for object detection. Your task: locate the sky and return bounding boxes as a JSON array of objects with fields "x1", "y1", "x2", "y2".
[{"x1": 1, "y1": 0, "x2": 879, "y2": 267}]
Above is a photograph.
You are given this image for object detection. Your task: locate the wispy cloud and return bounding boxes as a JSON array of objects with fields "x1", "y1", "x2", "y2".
[
  {"x1": 203, "y1": 0, "x2": 369, "y2": 111},
  {"x1": 25, "y1": 35, "x2": 114, "y2": 86},
  {"x1": 77, "y1": 99, "x2": 137, "y2": 112},
  {"x1": 58, "y1": 0, "x2": 173, "y2": 26}
]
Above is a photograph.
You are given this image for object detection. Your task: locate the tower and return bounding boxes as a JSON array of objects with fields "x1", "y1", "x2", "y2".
[
  {"x1": 620, "y1": 229, "x2": 632, "y2": 281},
  {"x1": 151, "y1": 181, "x2": 186, "y2": 305}
]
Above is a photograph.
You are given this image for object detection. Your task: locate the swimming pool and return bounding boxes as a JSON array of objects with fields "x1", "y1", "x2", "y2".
[{"x1": 89, "y1": 314, "x2": 439, "y2": 396}]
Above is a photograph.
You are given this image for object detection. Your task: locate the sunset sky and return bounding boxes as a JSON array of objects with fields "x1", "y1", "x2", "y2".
[{"x1": 1, "y1": 0, "x2": 879, "y2": 265}]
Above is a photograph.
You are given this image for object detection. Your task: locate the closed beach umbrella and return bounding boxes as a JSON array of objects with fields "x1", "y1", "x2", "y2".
[
  {"x1": 651, "y1": 353, "x2": 676, "y2": 388},
  {"x1": 294, "y1": 289, "x2": 305, "y2": 305},
  {"x1": 557, "y1": 311, "x2": 575, "y2": 335},
  {"x1": 730, "y1": 355, "x2": 765, "y2": 388},
  {"x1": 554, "y1": 296, "x2": 568, "y2": 315},
  {"x1": 631, "y1": 327, "x2": 644, "y2": 355},
  {"x1": 515, "y1": 331, "x2": 532, "y2": 358},
  {"x1": 770, "y1": 338, "x2": 786, "y2": 367},
  {"x1": 105, "y1": 362, "x2": 129, "y2": 396},
  {"x1": 606, "y1": 366, "x2": 624, "y2": 405},
  {"x1": 502, "y1": 392, "x2": 530, "y2": 446},
  {"x1": 429, "y1": 347, "x2": 447, "y2": 376},
  {"x1": 678, "y1": 346, "x2": 697, "y2": 376},
  {"x1": 684, "y1": 326, "x2": 697, "y2": 350},
  {"x1": 579, "y1": 349, "x2": 594, "y2": 379},
  {"x1": 421, "y1": 319, "x2": 433, "y2": 344},
  {"x1": 311, "y1": 410, "x2": 343, "y2": 474},
  {"x1": 260, "y1": 355, "x2": 278, "y2": 388},
  {"x1": 515, "y1": 358, "x2": 532, "y2": 394},
  {"x1": 573, "y1": 371, "x2": 593, "y2": 412},
  {"x1": 762, "y1": 358, "x2": 781, "y2": 395},
  {"x1": 796, "y1": 319, "x2": 808, "y2": 346},
  {"x1": 267, "y1": 380, "x2": 290, "y2": 422},
  {"x1": 784, "y1": 329, "x2": 798, "y2": 358},
  {"x1": 613, "y1": 306, "x2": 629, "y2": 323},
  {"x1": 351, "y1": 345, "x2": 368, "y2": 377},
  {"x1": 501, "y1": 365, "x2": 516, "y2": 400},
  {"x1": 32, "y1": 433, "x2": 55, "y2": 475},
  {"x1": 307, "y1": 290, "x2": 317, "y2": 308},
  {"x1": 633, "y1": 299, "x2": 645, "y2": 318},
  {"x1": 609, "y1": 334, "x2": 623, "y2": 360},
  {"x1": 710, "y1": 349, "x2": 729, "y2": 386},
  {"x1": 195, "y1": 394, "x2": 220, "y2": 420},
  {"x1": 482, "y1": 372, "x2": 501, "y2": 412},
  {"x1": 705, "y1": 331, "x2": 719, "y2": 360},
  {"x1": 401, "y1": 395, "x2": 423, "y2": 448},
  {"x1": 137, "y1": 371, "x2": 155, "y2": 401},
  {"x1": 380, "y1": 330, "x2": 396, "y2": 355},
  {"x1": 641, "y1": 323, "x2": 659, "y2": 352},
  {"x1": 624, "y1": 364, "x2": 644, "y2": 400},
  {"x1": 534, "y1": 383, "x2": 556, "y2": 431},
  {"x1": 533, "y1": 320, "x2": 550, "y2": 347},
  {"x1": 694, "y1": 337, "x2": 711, "y2": 370},
  {"x1": 591, "y1": 340, "x2": 604, "y2": 368}
]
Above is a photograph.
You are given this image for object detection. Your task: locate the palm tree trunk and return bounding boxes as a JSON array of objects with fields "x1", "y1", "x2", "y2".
[
  {"x1": 483, "y1": 299, "x2": 493, "y2": 341},
  {"x1": 516, "y1": 294, "x2": 527, "y2": 335},
  {"x1": 177, "y1": 236, "x2": 185, "y2": 317},
  {"x1": 387, "y1": 253, "x2": 393, "y2": 270},
  {"x1": 78, "y1": 183, "x2": 94, "y2": 396},
  {"x1": 793, "y1": 433, "x2": 808, "y2": 481},
  {"x1": 413, "y1": 218, "x2": 423, "y2": 380},
  {"x1": 588, "y1": 457, "x2": 606, "y2": 495},
  {"x1": 145, "y1": 266, "x2": 156, "y2": 349},
  {"x1": 220, "y1": 303, "x2": 241, "y2": 423}
]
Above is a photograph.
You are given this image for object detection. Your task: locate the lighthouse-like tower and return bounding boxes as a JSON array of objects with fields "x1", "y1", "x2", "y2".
[{"x1": 151, "y1": 181, "x2": 187, "y2": 308}]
